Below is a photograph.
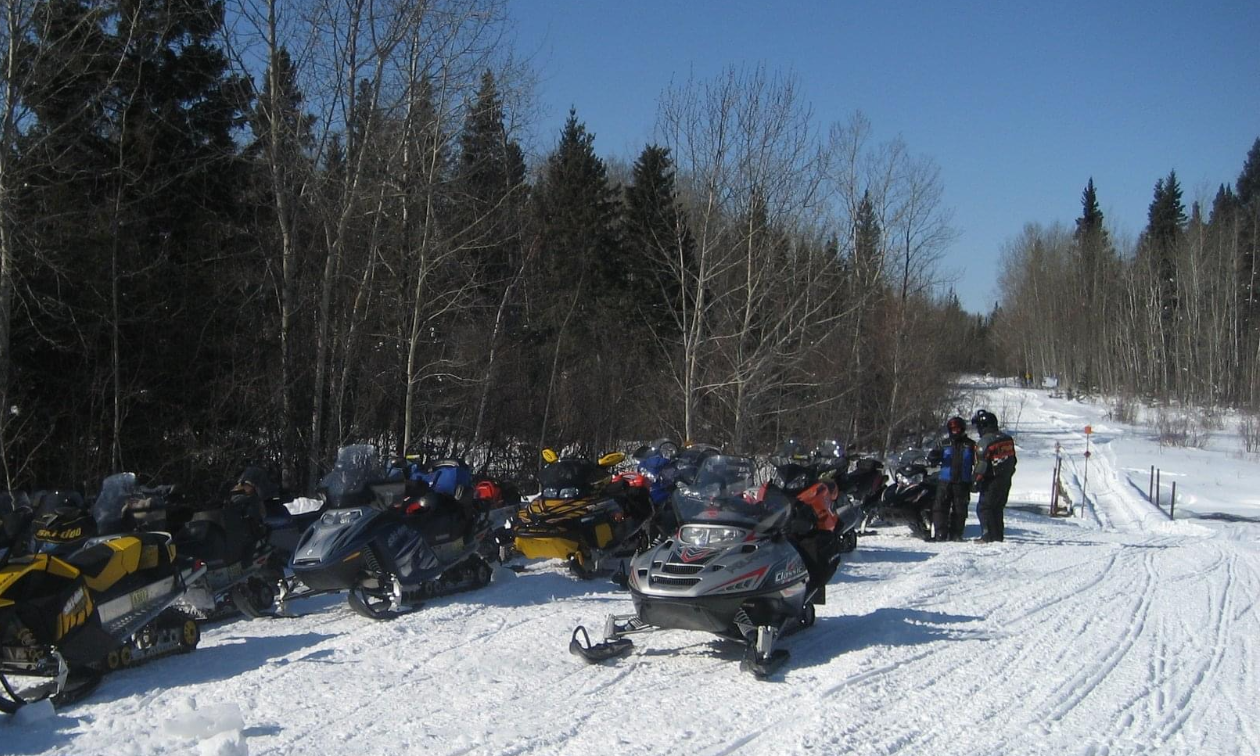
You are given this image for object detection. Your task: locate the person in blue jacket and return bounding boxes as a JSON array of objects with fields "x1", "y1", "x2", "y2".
[{"x1": 927, "y1": 416, "x2": 977, "y2": 541}]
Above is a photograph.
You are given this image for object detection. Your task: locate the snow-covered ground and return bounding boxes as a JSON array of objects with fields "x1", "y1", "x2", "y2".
[{"x1": 5, "y1": 380, "x2": 1259, "y2": 755}]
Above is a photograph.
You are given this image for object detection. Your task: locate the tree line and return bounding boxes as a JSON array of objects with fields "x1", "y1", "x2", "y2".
[
  {"x1": 0, "y1": 0, "x2": 975, "y2": 495},
  {"x1": 991, "y1": 139, "x2": 1260, "y2": 417}
]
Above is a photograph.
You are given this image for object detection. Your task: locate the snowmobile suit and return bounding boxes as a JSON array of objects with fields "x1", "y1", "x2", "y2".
[
  {"x1": 974, "y1": 429, "x2": 1016, "y2": 541},
  {"x1": 930, "y1": 433, "x2": 975, "y2": 541}
]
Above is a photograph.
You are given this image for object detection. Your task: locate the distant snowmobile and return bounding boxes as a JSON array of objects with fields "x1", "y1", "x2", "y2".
[
  {"x1": 570, "y1": 454, "x2": 837, "y2": 678},
  {"x1": 863, "y1": 448, "x2": 937, "y2": 539}
]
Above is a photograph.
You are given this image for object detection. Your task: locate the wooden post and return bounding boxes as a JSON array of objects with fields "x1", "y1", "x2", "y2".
[
  {"x1": 1170, "y1": 481, "x2": 1176, "y2": 519},
  {"x1": 1149, "y1": 465, "x2": 1155, "y2": 502},
  {"x1": 1050, "y1": 442, "x2": 1061, "y2": 516},
  {"x1": 1155, "y1": 469, "x2": 1161, "y2": 510},
  {"x1": 1050, "y1": 458, "x2": 1060, "y2": 515}
]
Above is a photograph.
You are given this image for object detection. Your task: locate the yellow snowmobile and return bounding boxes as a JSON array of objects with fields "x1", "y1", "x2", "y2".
[
  {"x1": 510, "y1": 449, "x2": 654, "y2": 578},
  {"x1": 0, "y1": 528, "x2": 209, "y2": 714}
]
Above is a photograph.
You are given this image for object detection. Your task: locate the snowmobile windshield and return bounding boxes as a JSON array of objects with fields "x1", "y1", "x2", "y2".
[
  {"x1": 669, "y1": 445, "x2": 720, "y2": 486},
  {"x1": 671, "y1": 456, "x2": 781, "y2": 528},
  {"x1": 91, "y1": 472, "x2": 139, "y2": 533},
  {"x1": 814, "y1": 439, "x2": 844, "y2": 461},
  {"x1": 539, "y1": 458, "x2": 603, "y2": 499},
  {"x1": 320, "y1": 445, "x2": 382, "y2": 501},
  {"x1": 896, "y1": 449, "x2": 929, "y2": 471},
  {"x1": 772, "y1": 438, "x2": 810, "y2": 465},
  {"x1": 632, "y1": 438, "x2": 679, "y2": 462}
]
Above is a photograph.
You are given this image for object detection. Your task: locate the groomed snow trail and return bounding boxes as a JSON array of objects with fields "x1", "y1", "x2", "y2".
[{"x1": 5, "y1": 383, "x2": 1259, "y2": 755}]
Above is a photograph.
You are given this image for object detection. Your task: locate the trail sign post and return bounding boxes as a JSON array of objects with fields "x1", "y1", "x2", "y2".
[{"x1": 1081, "y1": 425, "x2": 1092, "y2": 514}]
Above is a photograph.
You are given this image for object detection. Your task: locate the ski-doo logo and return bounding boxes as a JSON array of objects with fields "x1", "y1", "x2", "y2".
[
  {"x1": 678, "y1": 546, "x2": 715, "y2": 563},
  {"x1": 58, "y1": 588, "x2": 92, "y2": 639}
]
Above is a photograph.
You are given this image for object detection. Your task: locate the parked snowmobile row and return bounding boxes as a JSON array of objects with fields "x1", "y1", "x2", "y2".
[{"x1": 0, "y1": 435, "x2": 922, "y2": 712}]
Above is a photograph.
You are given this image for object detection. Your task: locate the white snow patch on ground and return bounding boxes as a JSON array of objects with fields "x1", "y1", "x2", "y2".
[{"x1": 4, "y1": 380, "x2": 1258, "y2": 755}]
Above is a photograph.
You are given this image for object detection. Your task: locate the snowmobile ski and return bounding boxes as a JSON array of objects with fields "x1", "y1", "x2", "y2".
[{"x1": 569, "y1": 626, "x2": 634, "y2": 663}]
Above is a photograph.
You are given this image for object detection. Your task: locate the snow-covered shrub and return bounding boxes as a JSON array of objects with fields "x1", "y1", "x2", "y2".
[
  {"x1": 1155, "y1": 410, "x2": 1208, "y2": 449},
  {"x1": 1241, "y1": 414, "x2": 1260, "y2": 454},
  {"x1": 1110, "y1": 394, "x2": 1139, "y2": 425}
]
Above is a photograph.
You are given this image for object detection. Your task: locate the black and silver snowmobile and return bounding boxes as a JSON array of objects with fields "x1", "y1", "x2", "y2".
[
  {"x1": 862, "y1": 448, "x2": 937, "y2": 540},
  {"x1": 287, "y1": 444, "x2": 493, "y2": 620},
  {"x1": 571, "y1": 454, "x2": 835, "y2": 678},
  {"x1": 0, "y1": 524, "x2": 209, "y2": 714},
  {"x1": 89, "y1": 472, "x2": 278, "y2": 620}
]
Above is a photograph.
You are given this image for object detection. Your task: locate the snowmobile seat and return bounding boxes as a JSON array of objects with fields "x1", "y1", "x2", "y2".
[
  {"x1": 66, "y1": 534, "x2": 176, "y2": 592},
  {"x1": 420, "y1": 462, "x2": 472, "y2": 500}
]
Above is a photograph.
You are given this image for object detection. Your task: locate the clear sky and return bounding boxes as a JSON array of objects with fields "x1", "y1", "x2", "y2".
[{"x1": 506, "y1": 0, "x2": 1260, "y2": 313}]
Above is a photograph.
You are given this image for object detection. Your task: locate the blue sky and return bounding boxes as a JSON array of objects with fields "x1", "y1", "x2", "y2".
[{"x1": 506, "y1": 1, "x2": 1260, "y2": 313}]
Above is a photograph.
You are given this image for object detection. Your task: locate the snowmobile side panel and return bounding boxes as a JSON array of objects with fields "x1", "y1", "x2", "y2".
[
  {"x1": 514, "y1": 535, "x2": 582, "y2": 561},
  {"x1": 594, "y1": 523, "x2": 613, "y2": 548}
]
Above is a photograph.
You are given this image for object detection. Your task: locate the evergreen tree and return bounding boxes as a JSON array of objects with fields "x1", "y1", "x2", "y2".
[
  {"x1": 1235, "y1": 139, "x2": 1260, "y2": 360},
  {"x1": 457, "y1": 70, "x2": 528, "y2": 288},
  {"x1": 533, "y1": 108, "x2": 623, "y2": 314},
  {"x1": 853, "y1": 190, "x2": 882, "y2": 287},
  {"x1": 1145, "y1": 170, "x2": 1185, "y2": 312},
  {"x1": 624, "y1": 144, "x2": 692, "y2": 339},
  {"x1": 530, "y1": 108, "x2": 626, "y2": 450},
  {"x1": 17, "y1": 0, "x2": 249, "y2": 482}
]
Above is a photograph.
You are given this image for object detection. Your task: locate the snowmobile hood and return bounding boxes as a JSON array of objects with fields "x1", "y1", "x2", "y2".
[
  {"x1": 291, "y1": 506, "x2": 382, "y2": 568},
  {"x1": 626, "y1": 528, "x2": 807, "y2": 601}
]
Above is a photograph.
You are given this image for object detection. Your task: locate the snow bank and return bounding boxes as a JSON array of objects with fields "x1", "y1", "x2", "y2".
[{"x1": 161, "y1": 697, "x2": 248, "y2": 756}]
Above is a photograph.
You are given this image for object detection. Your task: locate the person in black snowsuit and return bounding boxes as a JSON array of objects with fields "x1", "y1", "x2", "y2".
[
  {"x1": 972, "y1": 410, "x2": 1017, "y2": 542},
  {"x1": 927, "y1": 416, "x2": 976, "y2": 541}
]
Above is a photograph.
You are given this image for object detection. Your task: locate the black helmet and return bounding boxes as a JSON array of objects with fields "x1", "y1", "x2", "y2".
[
  {"x1": 971, "y1": 409, "x2": 998, "y2": 431},
  {"x1": 946, "y1": 416, "x2": 966, "y2": 437}
]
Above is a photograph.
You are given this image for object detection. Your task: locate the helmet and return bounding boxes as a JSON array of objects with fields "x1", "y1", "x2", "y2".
[
  {"x1": 946, "y1": 417, "x2": 966, "y2": 437},
  {"x1": 971, "y1": 410, "x2": 998, "y2": 432}
]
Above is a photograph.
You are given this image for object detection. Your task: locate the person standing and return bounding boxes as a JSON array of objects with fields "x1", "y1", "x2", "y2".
[
  {"x1": 927, "y1": 417, "x2": 976, "y2": 542},
  {"x1": 972, "y1": 409, "x2": 1017, "y2": 542}
]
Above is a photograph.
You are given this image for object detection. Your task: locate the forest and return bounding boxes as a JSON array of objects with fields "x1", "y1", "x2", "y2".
[
  {"x1": 992, "y1": 146, "x2": 1260, "y2": 438},
  {"x1": 0, "y1": 0, "x2": 1252, "y2": 496}
]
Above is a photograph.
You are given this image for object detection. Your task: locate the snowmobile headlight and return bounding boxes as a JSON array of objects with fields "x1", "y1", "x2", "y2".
[
  {"x1": 321, "y1": 509, "x2": 363, "y2": 526},
  {"x1": 679, "y1": 525, "x2": 748, "y2": 547},
  {"x1": 558, "y1": 487, "x2": 580, "y2": 499},
  {"x1": 898, "y1": 472, "x2": 923, "y2": 486}
]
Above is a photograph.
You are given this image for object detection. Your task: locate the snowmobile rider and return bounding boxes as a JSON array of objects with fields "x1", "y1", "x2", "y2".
[
  {"x1": 927, "y1": 417, "x2": 976, "y2": 541},
  {"x1": 972, "y1": 409, "x2": 1017, "y2": 542}
]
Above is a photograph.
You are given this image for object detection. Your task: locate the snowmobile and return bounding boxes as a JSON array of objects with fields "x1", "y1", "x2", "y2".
[
  {"x1": 91, "y1": 472, "x2": 278, "y2": 620},
  {"x1": 570, "y1": 454, "x2": 836, "y2": 678},
  {"x1": 770, "y1": 439, "x2": 867, "y2": 554},
  {"x1": 507, "y1": 448, "x2": 655, "y2": 578},
  {"x1": 287, "y1": 444, "x2": 493, "y2": 620},
  {"x1": 0, "y1": 525, "x2": 210, "y2": 714},
  {"x1": 861, "y1": 448, "x2": 937, "y2": 540},
  {"x1": 618, "y1": 440, "x2": 723, "y2": 544}
]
